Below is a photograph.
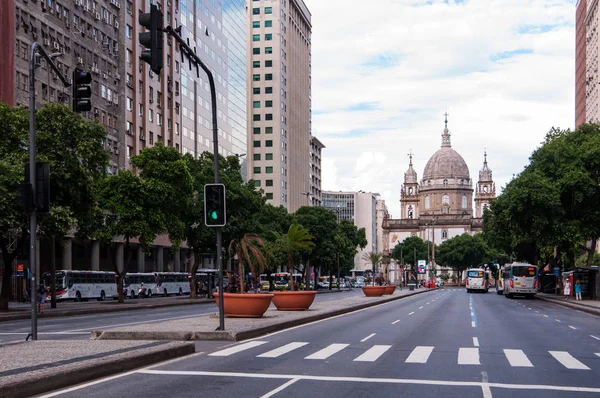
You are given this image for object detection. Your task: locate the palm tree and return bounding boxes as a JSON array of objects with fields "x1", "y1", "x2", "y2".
[
  {"x1": 228, "y1": 233, "x2": 267, "y2": 294},
  {"x1": 362, "y1": 252, "x2": 383, "y2": 285},
  {"x1": 272, "y1": 223, "x2": 315, "y2": 291}
]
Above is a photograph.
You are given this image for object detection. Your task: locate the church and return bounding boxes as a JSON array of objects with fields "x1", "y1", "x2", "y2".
[{"x1": 382, "y1": 117, "x2": 496, "y2": 276}]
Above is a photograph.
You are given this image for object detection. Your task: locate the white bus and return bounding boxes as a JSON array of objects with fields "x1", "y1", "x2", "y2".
[
  {"x1": 155, "y1": 272, "x2": 191, "y2": 297},
  {"x1": 43, "y1": 270, "x2": 118, "y2": 302},
  {"x1": 124, "y1": 273, "x2": 158, "y2": 298},
  {"x1": 465, "y1": 268, "x2": 489, "y2": 293},
  {"x1": 503, "y1": 263, "x2": 539, "y2": 299}
]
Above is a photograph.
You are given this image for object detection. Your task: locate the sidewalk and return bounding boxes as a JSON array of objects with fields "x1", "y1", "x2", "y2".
[
  {"x1": 0, "y1": 287, "x2": 435, "y2": 398},
  {"x1": 536, "y1": 292, "x2": 600, "y2": 316}
]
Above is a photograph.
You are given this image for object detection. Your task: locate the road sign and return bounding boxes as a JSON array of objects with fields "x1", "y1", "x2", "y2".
[{"x1": 553, "y1": 267, "x2": 561, "y2": 277}]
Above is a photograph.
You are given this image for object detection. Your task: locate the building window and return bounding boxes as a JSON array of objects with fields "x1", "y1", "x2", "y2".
[
  {"x1": 266, "y1": 179, "x2": 273, "y2": 186},
  {"x1": 442, "y1": 230, "x2": 448, "y2": 239},
  {"x1": 265, "y1": 7, "x2": 272, "y2": 13},
  {"x1": 253, "y1": 114, "x2": 261, "y2": 121},
  {"x1": 265, "y1": 34, "x2": 272, "y2": 40},
  {"x1": 462, "y1": 195, "x2": 467, "y2": 208},
  {"x1": 266, "y1": 153, "x2": 273, "y2": 160},
  {"x1": 253, "y1": 140, "x2": 261, "y2": 147},
  {"x1": 253, "y1": 127, "x2": 261, "y2": 134},
  {"x1": 266, "y1": 166, "x2": 273, "y2": 173},
  {"x1": 443, "y1": 179, "x2": 448, "y2": 187},
  {"x1": 253, "y1": 48, "x2": 260, "y2": 55},
  {"x1": 265, "y1": 100, "x2": 273, "y2": 107},
  {"x1": 252, "y1": 7, "x2": 260, "y2": 14},
  {"x1": 265, "y1": 73, "x2": 273, "y2": 80},
  {"x1": 265, "y1": 127, "x2": 273, "y2": 134},
  {"x1": 425, "y1": 195, "x2": 430, "y2": 209},
  {"x1": 253, "y1": 154, "x2": 261, "y2": 161},
  {"x1": 253, "y1": 74, "x2": 260, "y2": 81},
  {"x1": 265, "y1": 47, "x2": 273, "y2": 54},
  {"x1": 442, "y1": 194, "x2": 450, "y2": 205},
  {"x1": 266, "y1": 193, "x2": 273, "y2": 199},
  {"x1": 253, "y1": 61, "x2": 260, "y2": 68},
  {"x1": 265, "y1": 60, "x2": 272, "y2": 67},
  {"x1": 266, "y1": 140, "x2": 273, "y2": 147},
  {"x1": 265, "y1": 114, "x2": 273, "y2": 120},
  {"x1": 253, "y1": 180, "x2": 261, "y2": 187},
  {"x1": 252, "y1": 34, "x2": 260, "y2": 42},
  {"x1": 252, "y1": 21, "x2": 260, "y2": 28},
  {"x1": 126, "y1": 25, "x2": 132, "y2": 38},
  {"x1": 127, "y1": 97, "x2": 133, "y2": 111},
  {"x1": 265, "y1": 87, "x2": 273, "y2": 94},
  {"x1": 253, "y1": 87, "x2": 261, "y2": 94},
  {"x1": 265, "y1": 20, "x2": 272, "y2": 27},
  {"x1": 253, "y1": 167, "x2": 261, "y2": 173},
  {"x1": 253, "y1": 101, "x2": 261, "y2": 108}
]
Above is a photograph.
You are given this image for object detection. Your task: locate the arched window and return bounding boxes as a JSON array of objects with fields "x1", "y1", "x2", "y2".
[
  {"x1": 425, "y1": 195, "x2": 431, "y2": 209},
  {"x1": 442, "y1": 194, "x2": 450, "y2": 205},
  {"x1": 407, "y1": 205, "x2": 413, "y2": 219},
  {"x1": 442, "y1": 230, "x2": 448, "y2": 239},
  {"x1": 462, "y1": 195, "x2": 467, "y2": 209},
  {"x1": 443, "y1": 179, "x2": 448, "y2": 187}
]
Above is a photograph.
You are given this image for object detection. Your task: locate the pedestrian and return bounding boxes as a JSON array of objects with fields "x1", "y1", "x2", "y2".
[
  {"x1": 563, "y1": 279, "x2": 571, "y2": 300},
  {"x1": 575, "y1": 280, "x2": 582, "y2": 301},
  {"x1": 37, "y1": 283, "x2": 47, "y2": 314}
]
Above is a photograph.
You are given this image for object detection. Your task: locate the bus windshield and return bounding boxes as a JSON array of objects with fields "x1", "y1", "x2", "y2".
[
  {"x1": 513, "y1": 266, "x2": 537, "y2": 278},
  {"x1": 43, "y1": 271, "x2": 67, "y2": 291},
  {"x1": 467, "y1": 271, "x2": 485, "y2": 278}
]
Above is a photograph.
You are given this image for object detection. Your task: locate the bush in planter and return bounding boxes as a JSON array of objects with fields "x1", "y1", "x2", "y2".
[
  {"x1": 374, "y1": 275, "x2": 385, "y2": 286},
  {"x1": 364, "y1": 276, "x2": 372, "y2": 285}
]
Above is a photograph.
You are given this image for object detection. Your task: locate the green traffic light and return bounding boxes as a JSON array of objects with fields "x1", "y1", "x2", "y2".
[{"x1": 210, "y1": 210, "x2": 218, "y2": 220}]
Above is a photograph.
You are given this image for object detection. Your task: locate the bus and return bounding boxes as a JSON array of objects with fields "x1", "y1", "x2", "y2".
[
  {"x1": 503, "y1": 263, "x2": 539, "y2": 299},
  {"x1": 190, "y1": 269, "x2": 218, "y2": 297},
  {"x1": 42, "y1": 270, "x2": 118, "y2": 302},
  {"x1": 465, "y1": 268, "x2": 489, "y2": 293},
  {"x1": 496, "y1": 268, "x2": 504, "y2": 295},
  {"x1": 124, "y1": 273, "x2": 158, "y2": 298},
  {"x1": 155, "y1": 272, "x2": 191, "y2": 297}
]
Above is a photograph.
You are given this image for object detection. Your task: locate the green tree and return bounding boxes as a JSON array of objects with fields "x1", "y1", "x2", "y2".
[
  {"x1": 361, "y1": 251, "x2": 383, "y2": 285},
  {"x1": 390, "y1": 236, "x2": 429, "y2": 270},
  {"x1": 437, "y1": 233, "x2": 486, "y2": 285},
  {"x1": 228, "y1": 233, "x2": 267, "y2": 293},
  {"x1": 271, "y1": 223, "x2": 315, "y2": 290}
]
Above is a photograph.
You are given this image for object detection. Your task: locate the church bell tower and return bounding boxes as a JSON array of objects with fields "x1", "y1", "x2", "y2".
[
  {"x1": 475, "y1": 151, "x2": 495, "y2": 218},
  {"x1": 401, "y1": 151, "x2": 420, "y2": 220}
]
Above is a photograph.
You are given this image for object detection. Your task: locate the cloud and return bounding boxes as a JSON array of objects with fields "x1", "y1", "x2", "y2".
[{"x1": 304, "y1": 0, "x2": 575, "y2": 218}]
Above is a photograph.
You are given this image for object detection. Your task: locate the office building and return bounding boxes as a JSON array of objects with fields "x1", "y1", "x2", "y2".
[
  {"x1": 246, "y1": 0, "x2": 312, "y2": 212},
  {"x1": 308, "y1": 134, "x2": 324, "y2": 206},
  {"x1": 575, "y1": 0, "x2": 598, "y2": 127}
]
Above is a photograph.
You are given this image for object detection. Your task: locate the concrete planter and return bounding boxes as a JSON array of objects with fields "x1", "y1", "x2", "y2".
[
  {"x1": 384, "y1": 285, "x2": 396, "y2": 295},
  {"x1": 272, "y1": 291, "x2": 317, "y2": 311},
  {"x1": 362, "y1": 286, "x2": 386, "y2": 297},
  {"x1": 213, "y1": 292, "x2": 274, "y2": 318}
]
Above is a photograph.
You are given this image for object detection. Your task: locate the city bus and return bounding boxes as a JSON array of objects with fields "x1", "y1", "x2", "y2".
[
  {"x1": 496, "y1": 267, "x2": 504, "y2": 295},
  {"x1": 502, "y1": 263, "x2": 539, "y2": 299},
  {"x1": 465, "y1": 268, "x2": 489, "y2": 293},
  {"x1": 155, "y1": 272, "x2": 191, "y2": 296},
  {"x1": 124, "y1": 272, "x2": 158, "y2": 298},
  {"x1": 42, "y1": 270, "x2": 118, "y2": 302}
]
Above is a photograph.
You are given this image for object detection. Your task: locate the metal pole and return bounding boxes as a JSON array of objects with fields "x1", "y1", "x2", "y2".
[{"x1": 29, "y1": 43, "x2": 38, "y2": 340}]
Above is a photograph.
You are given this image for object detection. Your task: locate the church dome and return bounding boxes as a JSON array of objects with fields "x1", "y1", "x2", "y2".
[
  {"x1": 422, "y1": 147, "x2": 470, "y2": 181},
  {"x1": 422, "y1": 120, "x2": 470, "y2": 181}
]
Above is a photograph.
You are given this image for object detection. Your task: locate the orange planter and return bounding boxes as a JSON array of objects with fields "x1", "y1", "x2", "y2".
[
  {"x1": 384, "y1": 285, "x2": 396, "y2": 295},
  {"x1": 213, "y1": 292, "x2": 274, "y2": 318},
  {"x1": 272, "y1": 291, "x2": 317, "y2": 311},
  {"x1": 362, "y1": 286, "x2": 386, "y2": 297}
]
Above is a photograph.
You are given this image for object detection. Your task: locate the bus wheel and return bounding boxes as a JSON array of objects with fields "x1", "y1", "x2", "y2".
[
  {"x1": 75, "y1": 291, "x2": 82, "y2": 302},
  {"x1": 130, "y1": 290, "x2": 135, "y2": 299},
  {"x1": 164, "y1": 289, "x2": 168, "y2": 297},
  {"x1": 98, "y1": 291, "x2": 105, "y2": 301},
  {"x1": 178, "y1": 287, "x2": 183, "y2": 296}
]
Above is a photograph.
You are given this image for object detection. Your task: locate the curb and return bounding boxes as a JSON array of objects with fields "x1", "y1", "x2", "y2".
[
  {"x1": 536, "y1": 296, "x2": 600, "y2": 317},
  {"x1": 0, "y1": 342, "x2": 195, "y2": 398},
  {"x1": 92, "y1": 288, "x2": 437, "y2": 342}
]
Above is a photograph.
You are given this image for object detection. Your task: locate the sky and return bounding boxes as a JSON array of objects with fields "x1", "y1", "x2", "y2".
[{"x1": 302, "y1": 0, "x2": 576, "y2": 218}]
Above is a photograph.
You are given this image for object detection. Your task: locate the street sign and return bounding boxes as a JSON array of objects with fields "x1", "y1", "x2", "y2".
[
  {"x1": 553, "y1": 267, "x2": 561, "y2": 277},
  {"x1": 417, "y1": 260, "x2": 426, "y2": 274}
]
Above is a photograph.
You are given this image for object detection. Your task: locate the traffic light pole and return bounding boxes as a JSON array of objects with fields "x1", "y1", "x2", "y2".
[
  {"x1": 27, "y1": 43, "x2": 70, "y2": 340},
  {"x1": 163, "y1": 26, "x2": 225, "y2": 331}
]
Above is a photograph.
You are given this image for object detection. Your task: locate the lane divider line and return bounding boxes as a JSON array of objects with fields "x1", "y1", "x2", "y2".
[
  {"x1": 473, "y1": 337, "x2": 479, "y2": 347},
  {"x1": 391, "y1": 320, "x2": 400, "y2": 325},
  {"x1": 569, "y1": 326, "x2": 579, "y2": 330},
  {"x1": 360, "y1": 333, "x2": 376, "y2": 342},
  {"x1": 408, "y1": 311, "x2": 415, "y2": 316},
  {"x1": 590, "y1": 335, "x2": 600, "y2": 341}
]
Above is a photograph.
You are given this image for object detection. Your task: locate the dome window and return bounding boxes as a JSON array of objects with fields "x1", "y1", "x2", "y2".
[
  {"x1": 461, "y1": 195, "x2": 467, "y2": 208},
  {"x1": 443, "y1": 179, "x2": 448, "y2": 187},
  {"x1": 442, "y1": 194, "x2": 450, "y2": 205},
  {"x1": 425, "y1": 195, "x2": 431, "y2": 209}
]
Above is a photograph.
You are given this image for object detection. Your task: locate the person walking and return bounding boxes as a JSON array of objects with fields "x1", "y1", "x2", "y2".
[
  {"x1": 563, "y1": 279, "x2": 571, "y2": 300},
  {"x1": 575, "y1": 280, "x2": 583, "y2": 301},
  {"x1": 37, "y1": 283, "x2": 47, "y2": 314}
]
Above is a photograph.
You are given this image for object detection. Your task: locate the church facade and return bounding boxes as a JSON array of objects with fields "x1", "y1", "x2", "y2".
[{"x1": 382, "y1": 119, "x2": 496, "y2": 276}]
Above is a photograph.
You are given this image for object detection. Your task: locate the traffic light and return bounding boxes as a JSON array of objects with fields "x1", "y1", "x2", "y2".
[
  {"x1": 139, "y1": 4, "x2": 163, "y2": 75},
  {"x1": 72, "y1": 69, "x2": 92, "y2": 113},
  {"x1": 204, "y1": 183, "x2": 226, "y2": 227},
  {"x1": 23, "y1": 163, "x2": 51, "y2": 212}
]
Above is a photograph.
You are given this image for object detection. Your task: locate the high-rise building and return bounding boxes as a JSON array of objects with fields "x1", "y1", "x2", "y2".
[
  {"x1": 322, "y1": 191, "x2": 379, "y2": 274},
  {"x1": 246, "y1": 0, "x2": 312, "y2": 212},
  {"x1": 308, "y1": 135, "x2": 325, "y2": 206},
  {"x1": 575, "y1": 0, "x2": 599, "y2": 127}
]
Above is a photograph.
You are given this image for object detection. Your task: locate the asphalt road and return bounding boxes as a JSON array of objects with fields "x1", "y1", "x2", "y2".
[
  {"x1": 0, "y1": 288, "x2": 364, "y2": 343},
  {"x1": 41, "y1": 287, "x2": 600, "y2": 398}
]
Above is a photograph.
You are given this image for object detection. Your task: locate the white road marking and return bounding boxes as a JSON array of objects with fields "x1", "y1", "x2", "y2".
[
  {"x1": 37, "y1": 369, "x2": 140, "y2": 397},
  {"x1": 544, "y1": 315, "x2": 549, "y2": 318},
  {"x1": 569, "y1": 326, "x2": 578, "y2": 330},
  {"x1": 504, "y1": 349, "x2": 533, "y2": 367},
  {"x1": 595, "y1": 353, "x2": 600, "y2": 358},
  {"x1": 473, "y1": 337, "x2": 479, "y2": 347},
  {"x1": 481, "y1": 371, "x2": 492, "y2": 398},
  {"x1": 66, "y1": 313, "x2": 207, "y2": 332},
  {"x1": 360, "y1": 333, "x2": 376, "y2": 342},
  {"x1": 354, "y1": 345, "x2": 392, "y2": 362},
  {"x1": 591, "y1": 335, "x2": 600, "y2": 341},
  {"x1": 405, "y1": 346, "x2": 434, "y2": 363},
  {"x1": 535, "y1": 311, "x2": 539, "y2": 313},
  {"x1": 257, "y1": 342, "x2": 309, "y2": 358},
  {"x1": 260, "y1": 378, "x2": 300, "y2": 398},
  {"x1": 419, "y1": 306, "x2": 424, "y2": 309},
  {"x1": 135, "y1": 369, "x2": 600, "y2": 394},
  {"x1": 305, "y1": 344, "x2": 349, "y2": 360},
  {"x1": 408, "y1": 311, "x2": 415, "y2": 315},
  {"x1": 426, "y1": 302, "x2": 430, "y2": 305},
  {"x1": 458, "y1": 347, "x2": 480, "y2": 365},
  {"x1": 555, "y1": 319, "x2": 562, "y2": 322},
  {"x1": 549, "y1": 351, "x2": 590, "y2": 370},
  {"x1": 209, "y1": 341, "x2": 268, "y2": 357},
  {"x1": 471, "y1": 321, "x2": 476, "y2": 328},
  {"x1": 391, "y1": 320, "x2": 400, "y2": 325}
]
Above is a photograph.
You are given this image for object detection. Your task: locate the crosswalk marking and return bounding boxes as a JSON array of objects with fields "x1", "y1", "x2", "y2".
[
  {"x1": 210, "y1": 341, "x2": 268, "y2": 357},
  {"x1": 354, "y1": 345, "x2": 392, "y2": 362},
  {"x1": 405, "y1": 346, "x2": 434, "y2": 363},
  {"x1": 596, "y1": 353, "x2": 600, "y2": 358},
  {"x1": 458, "y1": 347, "x2": 480, "y2": 365},
  {"x1": 305, "y1": 344, "x2": 349, "y2": 360},
  {"x1": 549, "y1": 351, "x2": 590, "y2": 370},
  {"x1": 504, "y1": 349, "x2": 533, "y2": 367},
  {"x1": 257, "y1": 342, "x2": 309, "y2": 358}
]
